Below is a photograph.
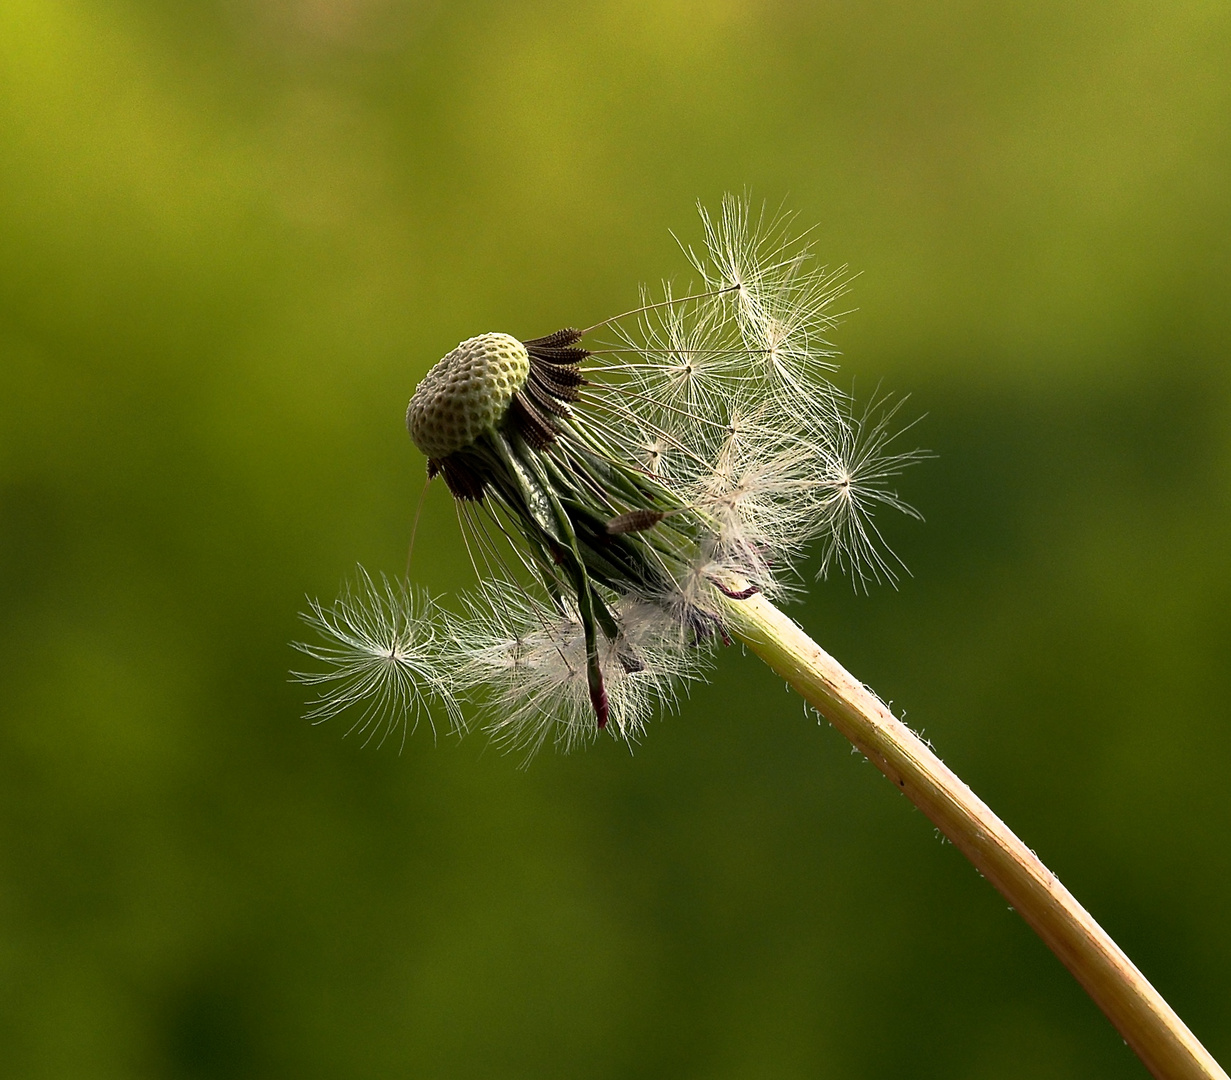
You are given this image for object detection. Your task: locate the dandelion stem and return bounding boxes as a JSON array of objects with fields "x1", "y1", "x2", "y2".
[{"x1": 721, "y1": 590, "x2": 1227, "y2": 1080}]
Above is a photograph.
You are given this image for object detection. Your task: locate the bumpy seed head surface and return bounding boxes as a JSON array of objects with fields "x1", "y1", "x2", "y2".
[{"x1": 406, "y1": 334, "x2": 530, "y2": 458}]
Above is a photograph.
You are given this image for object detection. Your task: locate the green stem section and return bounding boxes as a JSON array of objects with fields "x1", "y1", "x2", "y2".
[{"x1": 721, "y1": 591, "x2": 1227, "y2": 1080}]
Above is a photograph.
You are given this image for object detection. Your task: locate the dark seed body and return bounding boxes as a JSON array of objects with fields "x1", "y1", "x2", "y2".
[{"x1": 606, "y1": 509, "x2": 666, "y2": 535}]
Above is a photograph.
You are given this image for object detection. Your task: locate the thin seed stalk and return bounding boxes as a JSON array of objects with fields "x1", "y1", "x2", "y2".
[{"x1": 721, "y1": 590, "x2": 1227, "y2": 1080}]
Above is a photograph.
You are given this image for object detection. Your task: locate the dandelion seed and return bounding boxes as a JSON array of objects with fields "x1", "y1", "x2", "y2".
[
  {"x1": 291, "y1": 568, "x2": 461, "y2": 751},
  {"x1": 453, "y1": 584, "x2": 703, "y2": 761},
  {"x1": 812, "y1": 396, "x2": 930, "y2": 590},
  {"x1": 686, "y1": 193, "x2": 852, "y2": 412}
]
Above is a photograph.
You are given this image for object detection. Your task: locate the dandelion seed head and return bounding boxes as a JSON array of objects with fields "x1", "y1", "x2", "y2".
[
  {"x1": 406, "y1": 333, "x2": 530, "y2": 458},
  {"x1": 296, "y1": 195, "x2": 927, "y2": 758}
]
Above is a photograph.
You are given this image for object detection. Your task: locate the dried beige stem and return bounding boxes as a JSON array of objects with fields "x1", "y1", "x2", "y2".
[{"x1": 721, "y1": 591, "x2": 1227, "y2": 1080}]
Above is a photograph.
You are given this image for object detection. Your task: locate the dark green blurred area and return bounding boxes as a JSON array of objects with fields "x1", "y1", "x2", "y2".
[{"x1": 2, "y1": 1, "x2": 1229, "y2": 1076}]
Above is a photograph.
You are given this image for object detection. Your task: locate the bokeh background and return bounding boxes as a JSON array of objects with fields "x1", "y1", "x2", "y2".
[{"x1": 2, "y1": 1, "x2": 1229, "y2": 1077}]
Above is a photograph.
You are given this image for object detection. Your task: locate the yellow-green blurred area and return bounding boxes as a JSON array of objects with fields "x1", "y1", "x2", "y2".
[{"x1": 2, "y1": 0, "x2": 1229, "y2": 1076}]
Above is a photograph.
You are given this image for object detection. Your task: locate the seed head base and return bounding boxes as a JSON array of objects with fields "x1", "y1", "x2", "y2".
[{"x1": 406, "y1": 333, "x2": 530, "y2": 459}]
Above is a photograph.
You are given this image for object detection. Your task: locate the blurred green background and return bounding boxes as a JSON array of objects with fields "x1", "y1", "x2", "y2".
[{"x1": 2, "y1": 1, "x2": 1229, "y2": 1077}]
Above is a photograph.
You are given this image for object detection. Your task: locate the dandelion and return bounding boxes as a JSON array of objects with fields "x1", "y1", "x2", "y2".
[
  {"x1": 297, "y1": 194, "x2": 919, "y2": 741},
  {"x1": 393, "y1": 198, "x2": 919, "y2": 733},
  {"x1": 291, "y1": 195, "x2": 1223, "y2": 1078}
]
